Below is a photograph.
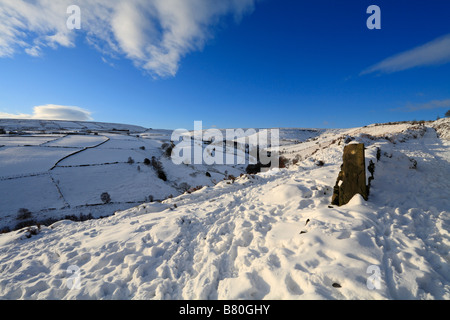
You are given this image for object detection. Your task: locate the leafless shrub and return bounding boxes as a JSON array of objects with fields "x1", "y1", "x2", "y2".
[
  {"x1": 279, "y1": 156, "x2": 288, "y2": 169},
  {"x1": 101, "y1": 192, "x2": 111, "y2": 204},
  {"x1": 16, "y1": 208, "x2": 32, "y2": 221},
  {"x1": 315, "y1": 160, "x2": 325, "y2": 167}
]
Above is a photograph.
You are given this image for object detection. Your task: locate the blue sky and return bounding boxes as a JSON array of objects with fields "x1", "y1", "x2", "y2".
[{"x1": 1, "y1": 0, "x2": 450, "y2": 130}]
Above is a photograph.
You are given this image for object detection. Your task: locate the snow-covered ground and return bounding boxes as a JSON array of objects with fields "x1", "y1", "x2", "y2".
[
  {"x1": 0, "y1": 121, "x2": 251, "y2": 230},
  {"x1": 0, "y1": 121, "x2": 322, "y2": 231},
  {"x1": 0, "y1": 119, "x2": 449, "y2": 300}
]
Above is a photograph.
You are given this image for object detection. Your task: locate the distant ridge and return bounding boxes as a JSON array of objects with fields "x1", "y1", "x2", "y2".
[{"x1": 0, "y1": 119, "x2": 149, "y2": 133}]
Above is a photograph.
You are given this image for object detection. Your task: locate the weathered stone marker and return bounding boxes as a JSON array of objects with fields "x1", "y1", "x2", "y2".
[{"x1": 331, "y1": 143, "x2": 368, "y2": 206}]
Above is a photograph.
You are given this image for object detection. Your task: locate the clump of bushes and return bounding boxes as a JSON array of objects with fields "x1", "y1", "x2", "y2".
[
  {"x1": 224, "y1": 174, "x2": 236, "y2": 183},
  {"x1": 1, "y1": 226, "x2": 11, "y2": 234},
  {"x1": 292, "y1": 155, "x2": 301, "y2": 165},
  {"x1": 161, "y1": 142, "x2": 175, "y2": 158},
  {"x1": 152, "y1": 157, "x2": 167, "y2": 181},
  {"x1": 24, "y1": 225, "x2": 40, "y2": 238},
  {"x1": 15, "y1": 220, "x2": 38, "y2": 231},
  {"x1": 367, "y1": 160, "x2": 376, "y2": 197},
  {"x1": 344, "y1": 136, "x2": 354, "y2": 144},
  {"x1": 16, "y1": 208, "x2": 32, "y2": 221},
  {"x1": 315, "y1": 160, "x2": 325, "y2": 167},
  {"x1": 101, "y1": 192, "x2": 111, "y2": 204},
  {"x1": 6, "y1": 212, "x2": 98, "y2": 235},
  {"x1": 279, "y1": 156, "x2": 288, "y2": 169},
  {"x1": 246, "y1": 162, "x2": 271, "y2": 174},
  {"x1": 246, "y1": 163, "x2": 262, "y2": 174},
  {"x1": 14, "y1": 209, "x2": 41, "y2": 235},
  {"x1": 384, "y1": 136, "x2": 396, "y2": 144},
  {"x1": 179, "y1": 182, "x2": 191, "y2": 193},
  {"x1": 187, "y1": 186, "x2": 204, "y2": 194},
  {"x1": 127, "y1": 156, "x2": 135, "y2": 164},
  {"x1": 144, "y1": 156, "x2": 168, "y2": 181},
  {"x1": 409, "y1": 158, "x2": 418, "y2": 169},
  {"x1": 368, "y1": 160, "x2": 375, "y2": 178},
  {"x1": 64, "y1": 213, "x2": 94, "y2": 222},
  {"x1": 245, "y1": 155, "x2": 289, "y2": 174},
  {"x1": 383, "y1": 152, "x2": 392, "y2": 158},
  {"x1": 157, "y1": 170, "x2": 167, "y2": 181},
  {"x1": 40, "y1": 217, "x2": 59, "y2": 226}
]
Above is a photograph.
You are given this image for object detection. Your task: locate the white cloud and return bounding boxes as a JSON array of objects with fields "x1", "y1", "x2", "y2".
[
  {"x1": 362, "y1": 34, "x2": 450, "y2": 75},
  {"x1": 0, "y1": 105, "x2": 93, "y2": 121},
  {"x1": 0, "y1": 0, "x2": 256, "y2": 77},
  {"x1": 391, "y1": 99, "x2": 450, "y2": 112},
  {"x1": 101, "y1": 56, "x2": 116, "y2": 68},
  {"x1": 24, "y1": 46, "x2": 41, "y2": 57}
]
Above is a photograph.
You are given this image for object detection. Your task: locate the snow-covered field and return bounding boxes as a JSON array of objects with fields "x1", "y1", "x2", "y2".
[
  {"x1": 0, "y1": 146, "x2": 81, "y2": 177},
  {"x1": 0, "y1": 120, "x2": 252, "y2": 231},
  {"x1": 0, "y1": 119, "x2": 449, "y2": 300}
]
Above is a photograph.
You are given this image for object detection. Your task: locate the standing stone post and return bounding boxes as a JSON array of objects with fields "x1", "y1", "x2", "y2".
[{"x1": 331, "y1": 143, "x2": 368, "y2": 206}]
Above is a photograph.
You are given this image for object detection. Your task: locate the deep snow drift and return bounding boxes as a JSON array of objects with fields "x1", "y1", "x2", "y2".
[{"x1": 0, "y1": 119, "x2": 449, "y2": 300}]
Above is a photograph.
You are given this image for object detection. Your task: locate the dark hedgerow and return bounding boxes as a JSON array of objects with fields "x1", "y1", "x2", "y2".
[
  {"x1": 144, "y1": 157, "x2": 167, "y2": 181},
  {"x1": 150, "y1": 156, "x2": 168, "y2": 181},
  {"x1": 64, "y1": 213, "x2": 94, "y2": 222},
  {"x1": 157, "y1": 169, "x2": 167, "y2": 181},
  {"x1": 15, "y1": 219, "x2": 37, "y2": 231}
]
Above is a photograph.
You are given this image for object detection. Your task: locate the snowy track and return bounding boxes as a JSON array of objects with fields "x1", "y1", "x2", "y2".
[{"x1": 369, "y1": 128, "x2": 450, "y2": 299}]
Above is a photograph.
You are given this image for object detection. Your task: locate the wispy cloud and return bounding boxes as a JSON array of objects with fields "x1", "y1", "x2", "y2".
[
  {"x1": 0, "y1": 0, "x2": 256, "y2": 78},
  {"x1": 362, "y1": 34, "x2": 450, "y2": 75},
  {"x1": 101, "y1": 56, "x2": 116, "y2": 68},
  {"x1": 391, "y1": 99, "x2": 450, "y2": 112},
  {"x1": 0, "y1": 105, "x2": 93, "y2": 121}
]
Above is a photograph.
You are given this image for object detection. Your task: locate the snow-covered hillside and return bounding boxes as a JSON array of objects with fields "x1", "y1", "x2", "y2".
[
  {"x1": 0, "y1": 121, "x2": 332, "y2": 232},
  {"x1": 0, "y1": 119, "x2": 449, "y2": 300},
  {"x1": 0, "y1": 119, "x2": 148, "y2": 134},
  {"x1": 0, "y1": 121, "x2": 247, "y2": 231}
]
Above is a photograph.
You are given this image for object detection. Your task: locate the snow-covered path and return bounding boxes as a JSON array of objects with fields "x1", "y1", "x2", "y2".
[
  {"x1": 0, "y1": 123, "x2": 449, "y2": 300},
  {"x1": 369, "y1": 128, "x2": 450, "y2": 299}
]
